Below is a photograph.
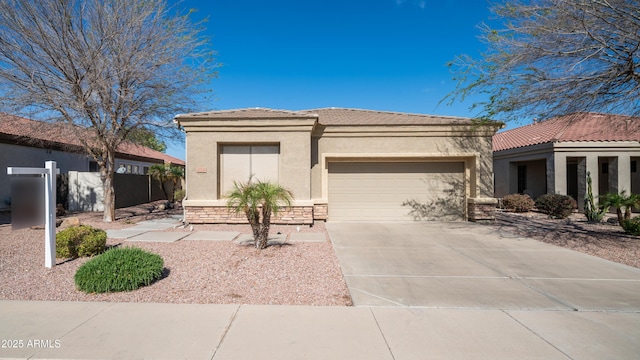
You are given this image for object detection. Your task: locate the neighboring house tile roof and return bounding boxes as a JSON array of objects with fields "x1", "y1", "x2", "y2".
[
  {"x1": 493, "y1": 112, "x2": 640, "y2": 152},
  {"x1": 117, "y1": 142, "x2": 184, "y2": 166},
  {"x1": 0, "y1": 113, "x2": 77, "y2": 144},
  {"x1": 0, "y1": 113, "x2": 184, "y2": 166}
]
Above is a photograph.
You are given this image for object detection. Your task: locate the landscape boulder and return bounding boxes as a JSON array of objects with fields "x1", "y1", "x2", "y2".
[{"x1": 58, "y1": 217, "x2": 81, "y2": 229}]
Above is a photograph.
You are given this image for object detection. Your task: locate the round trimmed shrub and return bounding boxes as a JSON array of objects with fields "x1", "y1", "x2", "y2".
[
  {"x1": 501, "y1": 193, "x2": 535, "y2": 212},
  {"x1": 535, "y1": 194, "x2": 577, "y2": 219},
  {"x1": 77, "y1": 227, "x2": 107, "y2": 257},
  {"x1": 622, "y1": 217, "x2": 640, "y2": 236},
  {"x1": 56, "y1": 225, "x2": 106, "y2": 259},
  {"x1": 75, "y1": 247, "x2": 164, "y2": 293},
  {"x1": 56, "y1": 227, "x2": 82, "y2": 259}
]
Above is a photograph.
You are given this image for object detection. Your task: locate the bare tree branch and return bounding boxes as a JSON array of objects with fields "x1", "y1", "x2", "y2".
[
  {"x1": 445, "y1": 0, "x2": 640, "y2": 122},
  {"x1": 0, "y1": 0, "x2": 217, "y2": 221}
]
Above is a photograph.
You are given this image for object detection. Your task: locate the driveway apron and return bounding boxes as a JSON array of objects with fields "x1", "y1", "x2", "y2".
[{"x1": 326, "y1": 222, "x2": 640, "y2": 310}]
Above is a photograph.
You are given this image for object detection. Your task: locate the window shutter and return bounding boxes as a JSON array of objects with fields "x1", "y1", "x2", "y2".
[
  {"x1": 250, "y1": 145, "x2": 279, "y2": 183},
  {"x1": 220, "y1": 146, "x2": 251, "y2": 195}
]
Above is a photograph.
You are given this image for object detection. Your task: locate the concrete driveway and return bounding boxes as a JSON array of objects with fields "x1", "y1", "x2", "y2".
[{"x1": 326, "y1": 222, "x2": 640, "y2": 310}]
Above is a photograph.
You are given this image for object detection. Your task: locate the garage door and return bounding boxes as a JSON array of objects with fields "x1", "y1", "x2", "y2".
[{"x1": 328, "y1": 162, "x2": 465, "y2": 221}]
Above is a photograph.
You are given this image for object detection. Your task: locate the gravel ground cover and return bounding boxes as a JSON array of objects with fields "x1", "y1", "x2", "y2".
[
  {"x1": 0, "y1": 204, "x2": 352, "y2": 306},
  {"x1": 488, "y1": 210, "x2": 640, "y2": 269},
  {"x1": 1, "y1": 204, "x2": 638, "y2": 305}
]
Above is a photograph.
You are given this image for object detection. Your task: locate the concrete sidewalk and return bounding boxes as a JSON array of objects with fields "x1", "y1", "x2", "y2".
[{"x1": 2, "y1": 300, "x2": 639, "y2": 359}]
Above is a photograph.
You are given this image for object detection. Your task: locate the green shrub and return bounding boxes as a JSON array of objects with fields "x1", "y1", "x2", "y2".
[
  {"x1": 56, "y1": 225, "x2": 106, "y2": 259},
  {"x1": 173, "y1": 189, "x2": 186, "y2": 202},
  {"x1": 75, "y1": 247, "x2": 164, "y2": 293},
  {"x1": 535, "y1": 194, "x2": 577, "y2": 219},
  {"x1": 501, "y1": 193, "x2": 535, "y2": 212},
  {"x1": 56, "y1": 227, "x2": 83, "y2": 259},
  {"x1": 600, "y1": 191, "x2": 640, "y2": 227},
  {"x1": 77, "y1": 228, "x2": 107, "y2": 257},
  {"x1": 621, "y1": 217, "x2": 640, "y2": 236}
]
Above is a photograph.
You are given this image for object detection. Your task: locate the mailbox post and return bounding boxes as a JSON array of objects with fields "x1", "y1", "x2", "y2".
[{"x1": 7, "y1": 161, "x2": 60, "y2": 268}]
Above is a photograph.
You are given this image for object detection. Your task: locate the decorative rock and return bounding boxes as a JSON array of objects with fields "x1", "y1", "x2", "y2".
[
  {"x1": 153, "y1": 201, "x2": 172, "y2": 212},
  {"x1": 59, "y1": 217, "x2": 81, "y2": 229}
]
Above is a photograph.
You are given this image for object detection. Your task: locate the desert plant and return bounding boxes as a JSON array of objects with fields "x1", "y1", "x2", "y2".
[
  {"x1": 584, "y1": 171, "x2": 608, "y2": 223},
  {"x1": 56, "y1": 225, "x2": 106, "y2": 259},
  {"x1": 74, "y1": 247, "x2": 164, "y2": 293},
  {"x1": 621, "y1": 217, "x2": 640, "y2": 236},
  {"x1": 56, "y1": 227, "x2": 83, "y2": 259},
  {"x1": 173, "y1": 189, "x2": 186, "y2": 202},
  {"x1": 148, "y1": 164, "x2": 184, "y2": 202},
  {"x1": 77, "y1": 228, "x2": 107, "y2": 257},
  {"x1": 501, "y1": 193, "x2": 535, "y2": 212},
  {"x1": 624, "y1": 193, "x2": 640, "y2": 219},
  {"x1": 600, "y1": 191, "x2": 640, "y2": 226},
  {"x1": 600, "y1": 192, "x2": 626, "y2": 226},
  {"x1": 535, "y1": 194, "x2": 576, "y2": 219},
  {"x1": 226, "y1": 179, "x2": 293, "y2": 249}
]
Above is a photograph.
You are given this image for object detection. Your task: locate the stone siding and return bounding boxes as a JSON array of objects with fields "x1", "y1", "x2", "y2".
[
  {"x1": 185, "y1": 206, "x2": 315, "y2": 225},
  {"x1": 313, "y1": 204, "x2": 328, "y2": 220},
  {"x1": 467, "y1": 198, "x2": 498, "y2": 222}
]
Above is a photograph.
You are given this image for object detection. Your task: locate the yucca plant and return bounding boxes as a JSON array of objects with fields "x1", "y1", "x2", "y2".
[{"x1": 226, "y1": 179, "x2": 293, "y2": 249}]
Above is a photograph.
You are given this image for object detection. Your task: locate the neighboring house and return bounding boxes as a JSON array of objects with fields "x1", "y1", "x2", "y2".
[
  {"x1": 493, "y1": 113, "x2": 640, "y2": 208},
  {"x1": 174, "y1": 107, "x2": 501, "y2": 224},
  {"x1": 0, "y1": 113, "x2": 185, "y2": 211}
]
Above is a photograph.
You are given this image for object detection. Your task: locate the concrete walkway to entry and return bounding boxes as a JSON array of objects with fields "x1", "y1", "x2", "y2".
[
  {"x1": 104, "y1": 216, "x2": 323, "y2": 244},
  {"x1": 1, "y1": 221, "x2": 639, "y2": 359}
]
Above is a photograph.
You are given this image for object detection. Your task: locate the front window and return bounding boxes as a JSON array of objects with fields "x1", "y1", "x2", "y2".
[{"x1": 220, "y1": 145, "x2": 279, "y2": 196}]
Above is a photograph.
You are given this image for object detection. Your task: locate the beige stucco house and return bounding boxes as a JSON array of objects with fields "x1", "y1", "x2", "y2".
[
  {"x1": 175, "y1": 108, "x2": 501, "y2": 224},
  {"x1": 493, "y1": 113, "x2": 640, "y2": 209}
]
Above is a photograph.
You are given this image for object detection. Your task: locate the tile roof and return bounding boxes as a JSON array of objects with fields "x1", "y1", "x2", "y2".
[
  {"x1": 493, "y1": 112, "x2": 640, "y2": 152},
  {"x1": 175, "y1": 107, "x2": 317, "y2": 119},
  {"x1": 303, "y1": 108, "x2": 474, "y2": 125},
  {"x1": 117, "y1": 142, "x2": 185, "y2": 166},
  {"x1": 176, "y1": 107, "x2": 479, "y2": 126},
  {"x1": 0, "y1": 113, "x2": 184, "y2": 165},
  {"x1": 0, "y1": 113, "x2": 78, "y2": 145}
]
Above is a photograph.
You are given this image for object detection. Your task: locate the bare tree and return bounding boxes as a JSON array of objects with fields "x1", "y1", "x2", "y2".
[
  {"x1": 0, "y1": 0, "x2": 216, "y2": 221},
  {"x1": 445, "y1": 0, "x2": 640, "y2": 122}
]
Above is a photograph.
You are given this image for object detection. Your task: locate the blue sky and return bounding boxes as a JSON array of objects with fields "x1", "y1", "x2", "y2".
[{"x1": 167, "y1": 0, "x2": 495, "y2": 159}]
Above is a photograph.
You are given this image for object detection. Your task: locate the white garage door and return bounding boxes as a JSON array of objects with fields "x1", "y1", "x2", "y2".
[{"x1": 328, "y1": 162, "x2": 465, "y2": 221}]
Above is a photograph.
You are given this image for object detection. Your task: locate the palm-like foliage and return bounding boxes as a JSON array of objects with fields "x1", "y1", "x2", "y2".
[
  {"x1": 600, "y1": 191, "x2": 640, "y2": 226},
  {"x1": 226, "y1": 179, "x2": 293, "y2": 249},
  {"x1": 625, "y1": 193, "x2": 640, "y2": 220},
  {"x1": 167, "y1": 165, "x2": 185, "y2": 200},
  {"x1": 148, "y1": 164, "x2": 184, "y2": 202}
]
